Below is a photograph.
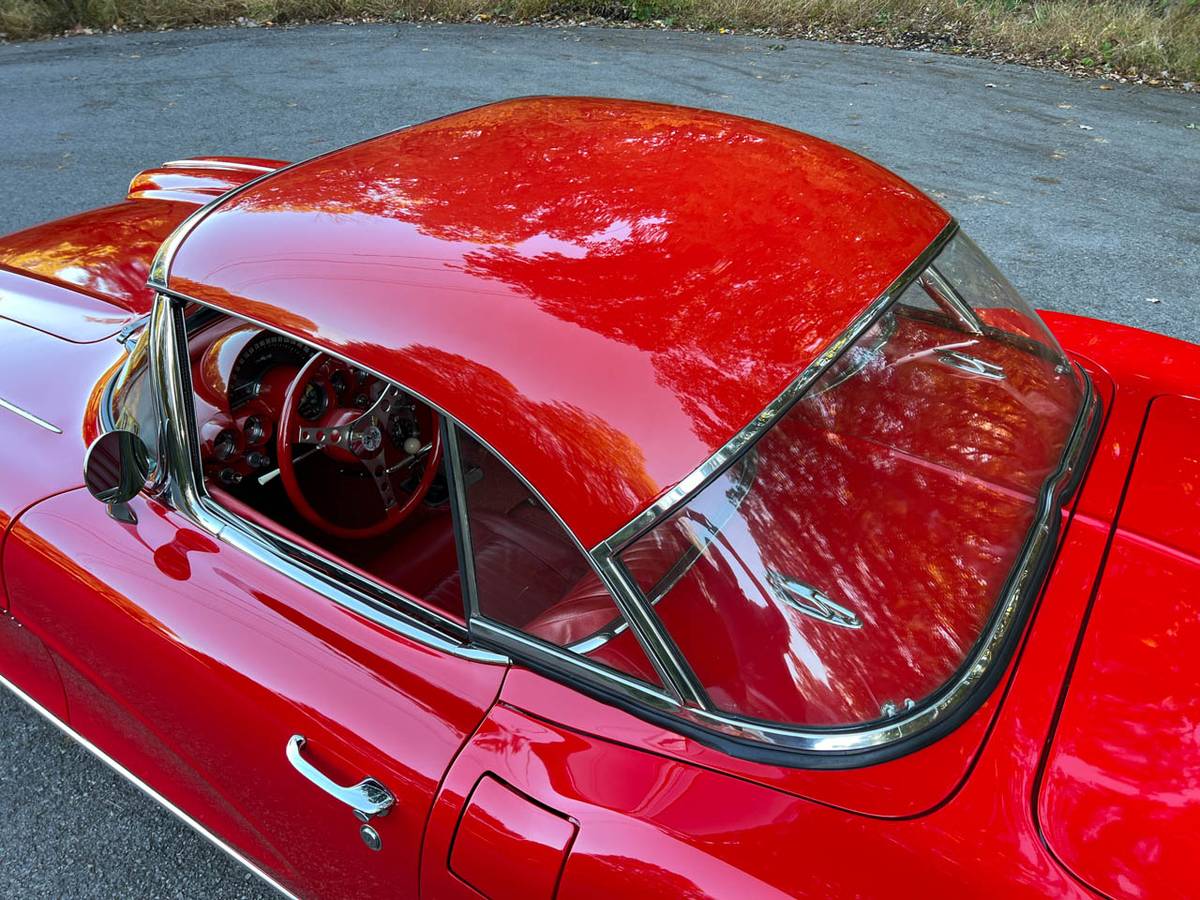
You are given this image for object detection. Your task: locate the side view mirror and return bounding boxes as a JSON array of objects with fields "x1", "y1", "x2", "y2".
[{"x1": 84, "y1": 430, "x2": 151, "y2": 523}]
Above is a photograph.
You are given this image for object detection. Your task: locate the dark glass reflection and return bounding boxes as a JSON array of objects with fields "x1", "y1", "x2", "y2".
[{"x1": 621, "y1": 236, "x2": 1083, "y2": 727}]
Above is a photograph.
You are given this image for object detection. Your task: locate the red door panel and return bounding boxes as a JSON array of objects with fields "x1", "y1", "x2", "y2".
[
  {"x1": 4, "y1": 488, "x2": 507, "y2": 898},
  {"x1": 0, "y1": 612, "x2": 68, "y2": 720}
]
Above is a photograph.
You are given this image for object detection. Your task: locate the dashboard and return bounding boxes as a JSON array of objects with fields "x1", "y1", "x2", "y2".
[
  {"x1": 188, "y1": 318, "x2": 402, "y2": 490},
  {"x1": 188, "y1": 319, "x2": 306, "y2": 488},
  {"x1": 183, "y1": 308, "x2": 440, "y2": 547}
]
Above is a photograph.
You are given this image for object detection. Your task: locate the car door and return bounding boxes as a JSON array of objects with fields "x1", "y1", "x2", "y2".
[{"x1": 4, "y1": 484, "x2": 507, "y2": 899}]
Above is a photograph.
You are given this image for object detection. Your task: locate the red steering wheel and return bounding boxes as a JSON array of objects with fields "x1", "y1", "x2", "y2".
[{"x1": 277, "y1": 353, "x2": 442, "y2": 539}]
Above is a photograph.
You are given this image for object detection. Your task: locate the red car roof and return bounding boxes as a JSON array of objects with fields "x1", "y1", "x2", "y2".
[{"x1": 163, "y1": 97, "x2": 950, "y2": 547}]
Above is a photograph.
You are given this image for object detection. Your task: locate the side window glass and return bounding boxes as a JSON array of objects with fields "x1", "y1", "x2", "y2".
[
  {"x1": 109, "y1": 326, "x2": 161, "y2": 477},
  {"x1": 455, "y1": 429, "x2": 663, "y2": 687},
  {"x1": 179, "y1": 306, "x2": 465, "y2": 622}
]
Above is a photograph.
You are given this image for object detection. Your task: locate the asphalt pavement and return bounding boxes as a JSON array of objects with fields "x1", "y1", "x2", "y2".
[{"x1": 0, "y1": 20, "x2": 1197, "y2": 899}]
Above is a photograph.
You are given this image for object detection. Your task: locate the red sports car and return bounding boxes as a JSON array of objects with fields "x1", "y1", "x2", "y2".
[{"x1": 1, "y1": 97, "x2": 1196, "y2": 899}]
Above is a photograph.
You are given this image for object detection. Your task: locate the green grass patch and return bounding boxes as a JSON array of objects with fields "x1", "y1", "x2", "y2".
[{"x1": 3, "y1": 0, "x2": 1197, "y2": 81}]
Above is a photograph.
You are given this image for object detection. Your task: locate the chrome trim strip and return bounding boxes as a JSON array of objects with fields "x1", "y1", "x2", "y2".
[
  {"x1": 441, "y1": 418, "x2": 687, "y2": 698},
  {"x1": 150, "y1": 295, "x2": 507, "y2": 665},
  {"x1": 0, "y1": 670, "x2": 298, "y2": 900},
  {"x1": 594, "y1": 553, "x2": 707, "y2": 707},
  {"x1": 566, "y1": 448, "x2": 759, "y2": 656},
  {"x1": 0, "y1": 396, "x2": 62, "y2": 434},
  {"x1": 471, "y1": 617, "x2": 683, "y2": 714},
  {"x1": 443, "y1": 421, "x2": 482, "y2": 621},
  {"x1": 592, "y1": 220, "x2": 960, "y2": 558},
  {"x1": 162, "y1": 158, "x2": 279, "y2": 173}
]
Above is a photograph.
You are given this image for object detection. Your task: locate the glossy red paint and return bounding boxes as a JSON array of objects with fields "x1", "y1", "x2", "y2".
[
  {"x1": 0, "y1": 265, "x2": 131, "y2": 342},
  {"x1": 1034, "y1": 321, "x2": 1200, "y2": 898},
  {"x1": 4, "y1": 488, "x2": 507, "y2": 899},
  {"x1": 126, "y1": 156, "x2": 286, "y2": 205},
  {"x1": 0, "y1": 199, "x2": 195, "y2": 313},
  {"x1": 164, "y1": 97, "x2": 950, "y2": 547},
  {"x1": 2, "y1": 102, "x2": 1200, "y2": 899},
  {"x1": 0, "y1": 316, "x2": 123, "y2": 574},
  {"x1": 448, "y1": 775, "x2": 577, "y2": 900}
]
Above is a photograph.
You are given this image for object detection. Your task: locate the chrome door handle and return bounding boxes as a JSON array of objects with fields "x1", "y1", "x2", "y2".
[{"x1": 285, "y1": 734, "x2": 395, "y2": 821}]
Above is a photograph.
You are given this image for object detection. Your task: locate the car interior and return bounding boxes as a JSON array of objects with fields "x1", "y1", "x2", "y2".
[{"x1": 181, "y1": 306, "x2": 658, "y2": 682}]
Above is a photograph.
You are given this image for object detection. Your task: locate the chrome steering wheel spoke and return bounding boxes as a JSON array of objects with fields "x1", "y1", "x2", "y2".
[
  {"x1": 296, "y1": 385, "x2": 402, "y2": 452},
  {"x1": 362, "y1": 450, "x2": 397, "y2": 510}
]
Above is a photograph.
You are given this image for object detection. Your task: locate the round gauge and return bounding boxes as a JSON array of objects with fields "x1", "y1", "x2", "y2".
[
  {"x1": 213, "y1": 429, "x2": 238, "y2": 461},
  {"x1": 330, "y1": 371, "x2": 349, "y2": 399},
  {"x1": 298, "y1": 382, "x2": 328, "y2": 420},
  {"x1": 243, "y1": 416, "x2": 266, "y2": 445},
  {"x1": 228, "y1": 333, "x2": 316, "y2": 409}
]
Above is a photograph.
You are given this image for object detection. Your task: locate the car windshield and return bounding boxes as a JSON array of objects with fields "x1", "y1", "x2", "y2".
[{"x1": 615, "y1": 232, "x2": 1084, "y2": 729}]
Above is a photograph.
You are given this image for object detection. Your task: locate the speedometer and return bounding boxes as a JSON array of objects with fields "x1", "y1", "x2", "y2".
[{"x1": 228, "y1": 333, "x2": 315, "y2": 408}]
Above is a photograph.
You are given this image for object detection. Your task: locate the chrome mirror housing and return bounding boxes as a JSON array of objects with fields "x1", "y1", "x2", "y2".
[{"x1": 84, "y1": 430, "x2": 151, "y2": 523}]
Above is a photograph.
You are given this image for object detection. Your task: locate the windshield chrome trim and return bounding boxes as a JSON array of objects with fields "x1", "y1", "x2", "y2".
[{"x1": 591, "y1": 219, "x2": 960, "y2": 559}]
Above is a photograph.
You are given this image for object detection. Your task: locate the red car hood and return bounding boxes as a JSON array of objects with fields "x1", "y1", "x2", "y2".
[{"x1": 1039, "y1": 319, "x2": 1200, "y2": 897}]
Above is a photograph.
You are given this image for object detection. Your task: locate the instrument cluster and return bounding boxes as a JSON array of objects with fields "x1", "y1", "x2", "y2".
[
  {"x1": 190, "y1": 324, "x2": 421, "y2": 491},
  {"x1": 191, "y1": 326, "x2": 315, "y2": 488}
]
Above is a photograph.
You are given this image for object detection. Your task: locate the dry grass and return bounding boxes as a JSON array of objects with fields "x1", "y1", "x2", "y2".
[{"x1": 3, "y1": 0, "x2": 1197, "y2": 81}]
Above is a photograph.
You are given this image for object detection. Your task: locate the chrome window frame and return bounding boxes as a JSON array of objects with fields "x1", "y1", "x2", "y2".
[
  {"x1": 584, "y1": 220, "x2": 1102, "y2": 756},
  {"x1": 145, "y1": 286, "x2": 694, "y2": 709},
  {"x1": 143, "y1": 292, "x2": 508, "y2": 664},
  {"x1": 442, "y1": 417, "x2": 695, "y2": 704}
]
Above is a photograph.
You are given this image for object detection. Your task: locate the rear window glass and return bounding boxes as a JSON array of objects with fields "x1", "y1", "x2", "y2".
[{"x1": 618, "y1": 232, "x2": 1083, "y2": 728}]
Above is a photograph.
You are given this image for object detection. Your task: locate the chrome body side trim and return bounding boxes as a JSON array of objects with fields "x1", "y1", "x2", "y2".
[
  {"x1": 0, "y1": 670, "x2": 298, "y2": 900},
  {"x1": 0, "y1": 396, "x2": 62, "y2": 434},
  {"x1": 592, "y1": 220, "x2": 960, "y2": 558}
]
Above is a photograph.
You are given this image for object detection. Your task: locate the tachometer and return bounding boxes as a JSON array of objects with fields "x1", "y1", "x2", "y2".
[{"x1": 228, "y1": 333, "x2": 316, "y2": 408}]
